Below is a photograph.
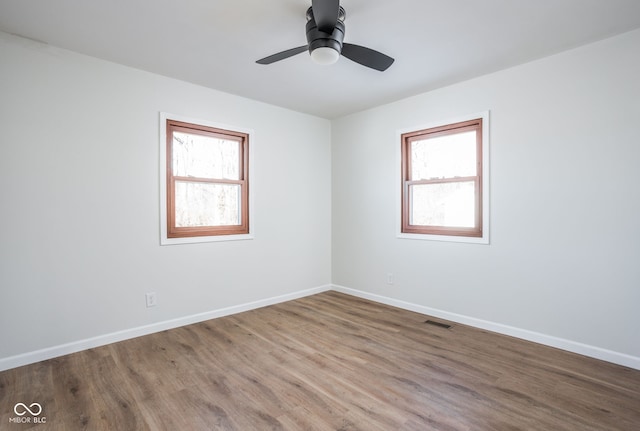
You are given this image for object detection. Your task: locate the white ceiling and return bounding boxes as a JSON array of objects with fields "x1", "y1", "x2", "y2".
[{"x1": 1, "y1": 0, "x2": 640, "y2": 119}]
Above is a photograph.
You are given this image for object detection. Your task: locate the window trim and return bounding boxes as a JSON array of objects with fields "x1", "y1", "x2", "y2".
[
  {"x1": 397, "y1": 111, "x2": 490, "y2": 244},
  {"x1": 160, "y1": 113, "x2": 254, "y2": 245}
]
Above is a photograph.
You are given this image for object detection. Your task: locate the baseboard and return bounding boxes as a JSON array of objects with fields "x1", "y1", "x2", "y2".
[
  {"x1": 3, "y1": 284, "x2": 638, "y2": 372},
  {"x1": 331, "y1": 284, "x2": 640, "y2": 371},
  {"x1": 0, "y1": 284, "x2": 332, "y2": 372}
]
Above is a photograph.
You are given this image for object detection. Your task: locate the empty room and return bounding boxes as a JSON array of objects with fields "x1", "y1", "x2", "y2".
[{"x1": 1, "y1": 0, "x2": 639, "y2": 429}]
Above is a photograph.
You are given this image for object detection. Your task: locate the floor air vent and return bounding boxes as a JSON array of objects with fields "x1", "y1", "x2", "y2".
[{"x1": 425, "y1": 320, "x2": 452, "y2": 329}]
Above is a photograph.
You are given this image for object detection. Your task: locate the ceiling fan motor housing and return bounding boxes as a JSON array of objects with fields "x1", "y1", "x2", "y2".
[{"x1": 306, "y1": 6, "x2": 346, "y2": 54}]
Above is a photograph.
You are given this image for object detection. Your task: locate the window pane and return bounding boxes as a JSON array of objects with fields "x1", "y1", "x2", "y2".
[
  {"x1": 411, "y1": 131, "x2": 476, "y2": 180},
  {"x1": 410, "y1": 181, "x2": 475, "y2": 227},
  {"x1": 172, "y1": 131, "x2": 239, "y2": 180},
  {"x1": 175, "y1": 181, "x2": 240, "y2": 227}
]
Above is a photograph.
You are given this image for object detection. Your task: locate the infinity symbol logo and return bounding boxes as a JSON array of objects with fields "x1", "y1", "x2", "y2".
[{"x1": 14, "y1": 403, "x2": 43, "y2": 416}]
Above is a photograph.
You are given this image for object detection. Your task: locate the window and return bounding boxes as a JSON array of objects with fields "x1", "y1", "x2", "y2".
[
  {"x1": 400, "y1": 115, "x2": 488, "y2": 241},
  {"x1": 162, "y1": 116, "x2": 250, "y2": 242}
]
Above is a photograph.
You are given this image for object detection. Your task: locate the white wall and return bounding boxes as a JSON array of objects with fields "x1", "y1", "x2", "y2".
[
  {"x1": 2, "y1": 28, "x2": 639, "y2": 371},
  {"x1": 332, "y1": 29, "x2": 640, "y2": 365},
  {"x1": 0, "y1": 32, "x2": 332, "y2": 365}
]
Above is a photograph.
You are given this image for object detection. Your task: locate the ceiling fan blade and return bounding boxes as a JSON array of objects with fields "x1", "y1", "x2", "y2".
[
  {"x1": 256, "y1": 45, "x2": 309, "y2": 64},
  {"x1": 312, "y1": 0, "x2": 340, "y2": 33},
  {"x1": 341, "y1": 43, "x2": 395, "y2": 71}
]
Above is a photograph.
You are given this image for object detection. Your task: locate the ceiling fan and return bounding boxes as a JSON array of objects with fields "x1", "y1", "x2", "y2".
[{"x1": 256, "y1": 0, "x2": 394, "y2": 72}]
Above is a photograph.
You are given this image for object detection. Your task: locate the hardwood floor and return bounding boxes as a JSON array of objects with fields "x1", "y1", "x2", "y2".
[{"x1": 1, "y1": 291, "x2": 639, "y2": 430}]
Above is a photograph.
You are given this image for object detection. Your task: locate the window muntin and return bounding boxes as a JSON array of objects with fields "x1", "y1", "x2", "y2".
[
  {"x1": 166, "y1": 119, "x2": 249, "y2": 238},
  {"x1": 401, "y1": 119, "x2": 483, "y2": 237}
]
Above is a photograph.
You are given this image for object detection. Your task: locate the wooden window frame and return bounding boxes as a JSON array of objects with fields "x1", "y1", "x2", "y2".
[
  {"x1": 401, "y1": 118, "x2": 483, "y2": 238},
  {"x1": 166, "y1": 119, "x2": 249, "y2": 238}
]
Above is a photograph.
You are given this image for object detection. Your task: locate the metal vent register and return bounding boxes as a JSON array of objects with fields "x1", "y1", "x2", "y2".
[{"x1": 425, "y1": 320, "x2": 452, "y2": 329}]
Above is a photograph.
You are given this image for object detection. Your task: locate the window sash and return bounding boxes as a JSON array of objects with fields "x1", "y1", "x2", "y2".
[
  {"x1": 172, "y1": 136, "x2": 241, "y2": 180},
  {"x1": 166, "y1": 120, "x2": 249, "y2": 238},
  {"x1": 401, "y1": 119, "x2": 483, "y2": 237}
]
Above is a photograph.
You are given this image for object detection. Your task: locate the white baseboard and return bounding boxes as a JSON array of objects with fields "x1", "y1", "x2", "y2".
[
  {"x1": 3, "y1": 284, "x2": 638, "y2": 372},
  {"x1": 0, "y1": 285, "x2": 332, "y2": 372},
  {"x1": 331, "y1": 284, "x2": 640, "y2": 371}
]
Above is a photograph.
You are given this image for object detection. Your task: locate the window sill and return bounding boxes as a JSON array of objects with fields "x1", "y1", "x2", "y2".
[
  {"x1": 161, "y1": 233, "x2": 254, "y2": 246},
  {"x1": 397, "y1": 232, "x2": 489, "y2": 245}
]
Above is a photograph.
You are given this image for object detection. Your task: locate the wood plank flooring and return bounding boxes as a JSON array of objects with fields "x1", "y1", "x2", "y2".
[{"x1": 1, "y1": 291, "x2": 639, "y2": 430}]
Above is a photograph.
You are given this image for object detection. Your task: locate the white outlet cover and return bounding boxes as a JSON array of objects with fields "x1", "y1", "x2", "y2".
[{"x1": 145, "y1": 292, "x2": 157, "y2": 307}]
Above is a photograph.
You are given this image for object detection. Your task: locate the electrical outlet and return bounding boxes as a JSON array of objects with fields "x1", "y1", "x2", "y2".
[
  {"x1": 145, "y1": 292, "x2": 157, "y2": 308},
  {"x1": 386, "y1": 272, "x2": 394, "y2": 285}
]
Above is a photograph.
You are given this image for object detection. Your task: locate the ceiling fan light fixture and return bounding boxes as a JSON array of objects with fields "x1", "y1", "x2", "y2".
[
  {"x1": 255, "y1": 1, "x2": 394, "y2": 71},
  {"x1": 310, "y1": 46, "x2": 340, "y2": 65}
]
